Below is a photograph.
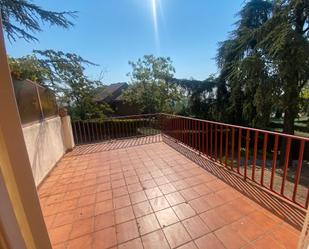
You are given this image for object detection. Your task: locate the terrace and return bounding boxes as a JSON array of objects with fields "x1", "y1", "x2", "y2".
[{"x1": 37, "y1": 114, "x2": 308, "y2": 249}]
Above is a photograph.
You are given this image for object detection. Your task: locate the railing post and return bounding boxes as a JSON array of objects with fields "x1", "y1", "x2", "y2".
[{"x1": 298, "y1": 206, "x2": 309, "y2": 249}]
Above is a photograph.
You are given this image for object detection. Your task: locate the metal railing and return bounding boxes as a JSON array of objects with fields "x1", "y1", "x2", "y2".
[
  {"x1": 71, "y1": 113, "x2": 309, "y2": 209},
  {"x1": 160, "y1": 113, "x2": 309, "y2": 209},
  {"x1": 71, "y1": 114, "x2": 160, "y2": 145}
]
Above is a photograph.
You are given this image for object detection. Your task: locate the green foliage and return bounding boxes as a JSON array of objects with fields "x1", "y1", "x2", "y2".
[
  {"x1": 215, "y1": 0, "x2": 309, "y2": 133},
  {"x1": 8, "y1": 55, "x2": 48, "y2": 82},
  {"x1": 122, "y1": 55, "x2": 181, "y2": 113},
  {"x1": 172, "y1": 77, "x2": 217, "y2": 119},
  {"x1": 0, "y1": 0, "x2": 76, "y2": 42},
  {"x1": 9, "y1": 50, "x2": 113, "y2": 121}
]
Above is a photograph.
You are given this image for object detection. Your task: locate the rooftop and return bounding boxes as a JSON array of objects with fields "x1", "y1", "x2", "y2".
[
  {"x1": 94, "y1": 82, "x2": 128, "y2": 103},
  {"x1": 38, "y1": 136, "x2": 301, "y2": 249}
]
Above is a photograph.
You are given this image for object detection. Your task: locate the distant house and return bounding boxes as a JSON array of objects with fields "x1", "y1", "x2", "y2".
[{"x1": 94, "y1": 82, "x2": 139, "y2": 116}]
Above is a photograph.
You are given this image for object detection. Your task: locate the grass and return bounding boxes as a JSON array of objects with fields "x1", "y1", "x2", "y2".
[{"x1": 269, "y1": 116, "x2": 309, "y2": 137}]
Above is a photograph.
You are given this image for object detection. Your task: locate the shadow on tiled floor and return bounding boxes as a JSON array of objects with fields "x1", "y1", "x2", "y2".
[
  {"x1": 163, "y1": 136, "x2": 306, "y2": 230},
  {"x1": 38, "y1": 136, "x2": 302, "y2": 249},
  {"x1": 66, "y1": 135, "x2": 162, "y2": 157}
]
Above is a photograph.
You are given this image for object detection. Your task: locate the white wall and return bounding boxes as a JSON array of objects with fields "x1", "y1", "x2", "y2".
[{"x1": 22, "y1": 117, "x2": 67, "y2": 186}]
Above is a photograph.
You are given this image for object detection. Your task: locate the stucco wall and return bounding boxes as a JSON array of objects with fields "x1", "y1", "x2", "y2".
[{"x1": 22, "y1": 117, "x2": 67, "y2": 186}]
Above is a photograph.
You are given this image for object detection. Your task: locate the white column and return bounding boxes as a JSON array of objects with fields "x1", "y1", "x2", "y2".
[{"x1": 61, "y1": 115, "x2": 75, "y2": 150}]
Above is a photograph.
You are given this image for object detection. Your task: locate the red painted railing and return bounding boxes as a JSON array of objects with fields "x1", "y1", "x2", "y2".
[
  {"x1": 71, "y1": 113, "x2": 309, "y2": 208},
  {"x1": 71, "y1": 114, "x2": 160, "y2": 145},
  {"x1": 160, "y1": 113, "x2": 309, "y2": 209}
]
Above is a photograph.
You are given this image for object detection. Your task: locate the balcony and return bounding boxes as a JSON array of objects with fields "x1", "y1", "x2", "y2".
[{"x1": 37, "y1": 114, "x2": 308, "y2": 249}]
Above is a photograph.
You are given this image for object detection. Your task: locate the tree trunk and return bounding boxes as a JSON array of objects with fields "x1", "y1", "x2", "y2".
[
  {"x1": 283, "y1": 106, "x2": 296, "y2": 135},
  {"x1": 279, "y1": 86, "x2": 298, "y2": 167}
]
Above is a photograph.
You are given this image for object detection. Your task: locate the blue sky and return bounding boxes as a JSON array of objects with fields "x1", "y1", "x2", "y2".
[{"x1": 6, "y1": 0, "x2": 244, "y2": 84}]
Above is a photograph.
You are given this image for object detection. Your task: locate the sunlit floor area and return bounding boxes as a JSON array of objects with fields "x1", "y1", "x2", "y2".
[{"x1": 38, "y1": 137, "x2": 300, "y2": 249}]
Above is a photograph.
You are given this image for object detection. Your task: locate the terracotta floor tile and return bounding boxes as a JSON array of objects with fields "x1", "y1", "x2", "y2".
[
  {"x1": 137, "y1": 213, "x2": 160, "y2": 235},
  {"x1": 202, "y1": 193, "x2": 225, "y2": 208},
  {"x1": 252, "y1": 234, "x2": 285, "y2": 249},
  {"x1": 70, "y1": 217, "x2": 94, "y2": 239},
  {"x1": 128, "y1": 183, "x2": 144, "y2": 193},
  {"x1": 44, "y1": 215, "x2": 55, "y2": 229},
  {"x1": 154, "y1": 176, "x2": 170, "y2": 185},
  {"x1": 142, "y1": 230, "x2": 170, "y2": 249},
  {"x1": 216, "y1": 188, "x2": 240, "y2": 202},
  {"x1": 116, "y1": 219, "x2": 139, "y2": 243},
  {"x1": 130, "y1": 191, "x2": 148, "y2": 204},
  {"x1": 118, "y1": 238, "x2": 144, "y2": 249},
  {"x1": 155, "y1": 207, "x2": 179, "y2": 227},
  {"x1": 95, "y1": 200, "x2": 113, "y2": 215},
  {"x1": 192, "y1": 184, "x2": 212, "y2": 196},
  {"x1": 215, "y1": 225, "x2": 248, "y2": 249},
  {"x1": 145, "y1": 187, "x2": 163, "y2": 199},
  {"x1": 133, "y1": 201, "x2": 153, "y2": 218},
  {"x1": 172, "y1": 180, "x2": 190, "y2": 191},
  {"x1": 216, "y1": 203, "x2": 244, "y2": 224},
  {"x1": 229, "y1": 198, "x2": 256, "y2": 215},
  {"x1": 141, "y1": 179, "x2": 157, "y2": 189},
  {"x1": 52, "y1": 243, "x2": 67, "y2": 249},
  {"x1": 96, "y1": 182, "x2": 111, "y2": 192},
  {"x1": 53, "y1": 210, "x2": 78, "y2": 228},
  {"x1": 189, "y1": 197, "x2": 211, "y2": 214},
  {"x1": 194, "y1": 233, "x2": 225, "y2": 249},
  {"x1": 173, "y1": 203, "x2": 196, "y2": 220},
  {"x1": 66, "y1": 234, "x2": 93, "y2": 249},
  {"x1": 94, "y1": 211, "x2": 115, "y2": 231},
  {"x1": 125, "y1": 175, "x2": 140, "y2": 185},
  {"x1": 112, "y1": 179, "x2": 126, "y2": 189},
  {"x1": 247, "y1": 211, "x2": 278, "y2": 231},
  {"x1": 149, "y1": 196, "x2": 170, "y2": 211},
  {"x1": 77, "y1": 204, "x2": 95, "y2": 220},
  {"x1": 42, "y1": 203, "x2": 60, "y2": 217},
  {"x1": 115, "y1": 206, "x2": 135, "y2": 224},
  {"x1": 177, "y1": 242, "x2": 199, "y2": 249},
  {"x1": 113, "y1": 195, "x2": 131, "y2": 209},
  {"x1": 231, "y1": 216, "x2": 266, "y2": 241},
  {"x1": 113, "y1": 186, "x2": 129, "y2": 197},
  {"x1": 159, "y1": 183, "x2": 177, "y2": 194},
  {"x1": 199, "y1": 209, "x2": 227, "y2": 231},
  {"x1": 165, "y1": 192, "x2": 186, "y2": 206},
  {"x1": 182, "y1": 215, "x2": 210, "y2": 239},
  {"x1": 96, "y1": 190, "x2": 112, "y2": 202},
  {"x1": 271, "y1": 224, "x2": 299, "y2": 249},
  {"x1": 80, "y1": 186, "x2": 96, "y2": 196},
  {"x1": 78, "y1": 194, "x2": 96, "y2": 207},
  {"x1": 46, "y1": 193, "x2": 65, "y2": 205},
  {"x1": 58, "y1": 199, "x2": 78, "y2": 212},
  {"x1": 48, "y1": 224, "x2": 72, "y2": 245},
  {"x1": 163, "y1": 222, "x2": 191, "y2": 248},
  {"x1": 93, "y1": 226, "x2": 117, "y2": 249},
  {"x1": 180, "y1": 188, "x2": 200, "y2": 201}
]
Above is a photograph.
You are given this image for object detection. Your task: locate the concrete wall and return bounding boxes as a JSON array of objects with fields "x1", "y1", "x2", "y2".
[{"x1": 22, "y1": 116, "x2": 71, "y2": 186}]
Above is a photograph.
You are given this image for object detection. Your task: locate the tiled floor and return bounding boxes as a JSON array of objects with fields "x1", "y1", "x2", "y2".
[{"x1": 38, "y1": 139, "x2": 300, "y2": 249}]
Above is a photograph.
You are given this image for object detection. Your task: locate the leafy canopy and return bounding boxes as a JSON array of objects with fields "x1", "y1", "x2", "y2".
[
  {"x1": 122, "y1": 55, "x2": 181, "y2": 114},
  {"x1": 0, "y1": 0, "x2": 76, "y2": 42},
  {"x1": 215, "y1": 0, "x2": 309, "y2": 133}
]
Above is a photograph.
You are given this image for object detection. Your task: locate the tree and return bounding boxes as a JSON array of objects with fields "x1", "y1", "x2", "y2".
[
  {"x1": 9, "y1": 50, "x2": 113, "y2": 120},
  {"x1": 216, "y1": 0, "x2": 309, "y2": 134},
  {"x1": 0, "y1": 0, "x2": 76, "y2": 42},
  {"x1": 122, "y1": 55, "x2": 181, "y2": 113},
  {"x1": 172, "y1": 77, "x2": 217, "y2": 119}
]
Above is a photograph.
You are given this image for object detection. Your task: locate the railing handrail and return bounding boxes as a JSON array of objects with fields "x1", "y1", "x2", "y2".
[{"x1": 159, "y1": 113, "x2": 309, "y2": 141}]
